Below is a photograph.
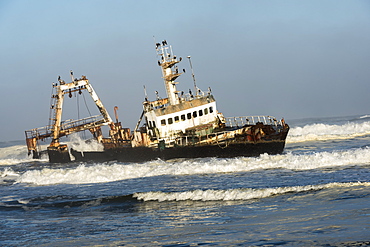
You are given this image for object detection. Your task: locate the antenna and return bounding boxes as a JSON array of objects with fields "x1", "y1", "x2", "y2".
[
  {"x1": 143, "y1": 85, "x2": 148, "y2": 101},
  {"x1": 187, "y1": 56, "x2": 197, "y2": 96},
  {"x1": 114, "y1": 106, "x2": 119, "y2": 123},
  {"x1": 70, "y1": 70, "x2": 74, "y2": 81},
  {"x1": 153, "y1": 35, "x2": 161, "y2": 51}
]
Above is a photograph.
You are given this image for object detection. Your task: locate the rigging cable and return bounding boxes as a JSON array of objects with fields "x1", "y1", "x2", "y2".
[
  {"x1": 82, "y1": 91, "x2": 92, "y2": 116},
  {"x1": 80, "y1": 91, "x2": 90, "y2": 139},
  {"x1": 76, "y1": 91, "x2": 80, "y2": 120}
]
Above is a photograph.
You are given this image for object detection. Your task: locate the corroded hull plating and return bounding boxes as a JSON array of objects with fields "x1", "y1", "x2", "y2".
[
  {"x1": 71, "y1": 141, "x2": 286, "y2": 163},
  {"x1": 70, "y1": 128, "x2": 289, "y2": 163},
  {"x1": 47, "y1": 145, "x2": 71, "y2": 163}
]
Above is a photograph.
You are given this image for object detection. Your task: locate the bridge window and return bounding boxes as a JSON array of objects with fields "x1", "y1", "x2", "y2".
[
  {"x1": 198, "y1": 109, "x2": 203, "y2": 116},
  {"x1": 174, "y1": 116, "x2": 179, "y2": 122},
  {"x1": 187, "y1": 113, "x2": 192, "y2": 119},
  {"x1": 181, "y1": 114, "x2": 186, "y2": 121},
  {"x1": 204, "y1": 108, "x2": 208, "y2": 115},
  {"x1": 209, "y1": 106, "x2": 213, "y2": 113},
  {"x1": 161, "y1": 119, "x2": 166, "y2": 126},
  {"x1": 168, "y1": 118, "x2": 173, "y2": 124},
  {"x1": 193, "y1": 111, "x2": 197, "y2": 118}
]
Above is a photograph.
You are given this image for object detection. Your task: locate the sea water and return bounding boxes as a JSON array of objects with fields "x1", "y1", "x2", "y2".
[{"x1": 1, "y1": 115, "x2": 369, "y2": 246}]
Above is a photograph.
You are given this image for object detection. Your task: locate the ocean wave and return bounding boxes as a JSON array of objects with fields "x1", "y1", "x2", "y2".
[
  {"x1": 5, "y1": 182, "x2": 369, "y2": 209},
  {"x1": 0, "y1": 145, "x2": 50, "y2": 165},
  {"x1": 287, "y1": 121, "x2": 370, "y2": 143},
  {"x1": 0, "y1": 194, "x2": 136, "y2": 210},
  {"x1": 359, "y1": 115, "x2": 370, "y2": 119},
  {"x1": 133, "y1": 181, "x2": 370, "y2": 202},
  {"x1": 0, "y1": 167, "x2": 20, "y2": 184},
  {"x1": 0, "y1": 145, "x2": 28, "y2": 159},
  {"x1": 0, "y1": 134, "x2": 101, "y2": 166},
  {"x1": 15, "y1": 147, "x2": 370, "y2": 185},
  {"x1": 0, "y1": 145, "x2": 38, "y2": 165}
]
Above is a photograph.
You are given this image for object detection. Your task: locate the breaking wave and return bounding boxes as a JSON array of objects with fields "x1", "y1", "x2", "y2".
[
  {"x1": 15, "y1": 147, "x2": 370, "y2": 185},
  {"x1": 0, "y1": 167, "x2": 20, "y2": 184},
  {"x1": 0, "y1": 145, "x2": 37, "y2": 165},
  {"x1": 287, "y1": 121, "x2": 370, "y2": 143},
  {"x1": 0, "y1": 134, "x2": 103, "y2": 166},
  {"x1": 133, "y1": 181, "x2": 370, "y2": 202},
  {"x1": 6, "y1": 182, "x2": 369, "y2": 209},
  {"x1": 0, "y1": 143, "x2": 51, "y2": 166}
]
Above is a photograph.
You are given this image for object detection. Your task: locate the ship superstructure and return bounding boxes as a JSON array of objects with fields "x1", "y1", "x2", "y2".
[{"x1": 143, "y1": 41, "x2": 222, "y2": 143}]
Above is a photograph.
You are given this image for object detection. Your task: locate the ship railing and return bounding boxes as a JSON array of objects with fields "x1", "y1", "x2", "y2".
[
  {"x1": 25, "y1": 114, "x2": 106, "y2": 140},
  {"x1": 153, "y1": 130, "x2": 238, "y2": 148},
  {"x1": 225, "y1": 116, "x2": 281, "y2": 128},
  {"x1": 149, "y1": 116, "x2": 284, "y2": 148},
  {"x1": 60, "y1": 115, "x2": 106, "y2": 131},
  {"x1": 177, "y1": 90, "x2": 208, "y2": 103},
  {"x1": 25, "y1": 125, "x2": 53, "y2": 140}
]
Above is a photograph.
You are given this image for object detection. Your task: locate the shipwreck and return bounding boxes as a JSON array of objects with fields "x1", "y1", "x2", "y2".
[{"x1": 25, "y1": 40, "x2": 289, "y2": 163}]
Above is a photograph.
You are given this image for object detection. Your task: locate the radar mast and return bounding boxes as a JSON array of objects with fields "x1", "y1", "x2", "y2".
[{"x1": 155, "y1": 40, "x2": 183, "y2": 105}]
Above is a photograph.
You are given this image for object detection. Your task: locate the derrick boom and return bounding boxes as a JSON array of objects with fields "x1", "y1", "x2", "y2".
[{"x1": 25, "y1": 75, "x2": 114, "y2": 161}]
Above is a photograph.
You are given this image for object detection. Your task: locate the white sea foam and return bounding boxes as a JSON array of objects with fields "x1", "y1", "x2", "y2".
[
  {"x1": 0, "y1": 134, "x2": 103, "y2": 165},
  {"x1": 16, "y1": 147, "x2": 370, "y2": 185},
  {"x1": 0, "y1": 145, "x2": 37, "y2": 165},
  {"x1": 0, "y1": 139, "x2": 52, "y2": 164},
  {"x1": 287, "y1": 121, "x2": 370, "y2": 143},
  {"x1": 0, "y1": 145, "x2": 28, "y2": 159},
  {"x1": 0, "y1": 167, "x2": 20, "y2": 184},
  {"x1": 133, "y1": 182, "x2": 370, "y2": 202}
]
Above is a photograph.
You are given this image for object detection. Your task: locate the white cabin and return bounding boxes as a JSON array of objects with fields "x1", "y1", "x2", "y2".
[{"x1": 143, "y1": 95, "x2": 219, "y2": 138}]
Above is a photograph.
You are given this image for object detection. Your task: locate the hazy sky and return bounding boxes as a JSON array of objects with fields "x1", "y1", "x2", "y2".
[{"x1": 1, "y1": 0, "x2": 370, "y2": 142}]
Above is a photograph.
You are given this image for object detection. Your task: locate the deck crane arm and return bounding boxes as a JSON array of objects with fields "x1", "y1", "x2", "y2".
[{"x1": 25, "y1": 75, "x2": 115, "y2": 160}]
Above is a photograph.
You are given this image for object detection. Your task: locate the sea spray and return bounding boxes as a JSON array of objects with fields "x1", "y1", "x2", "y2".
[
  {"x1": 0, "y1": 145, "x2": 31, "y2": 161},
  {"x1": 67, "y1": 133, "x2": 104, "y2": 151}
]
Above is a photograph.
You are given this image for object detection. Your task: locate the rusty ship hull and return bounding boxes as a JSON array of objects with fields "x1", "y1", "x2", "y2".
[
  {"x1": 69, "y1": 119, "x2": 289, "y2": 163},
  {"x1": 70, "y1": 139, "x2": 287, "y2": 163}
]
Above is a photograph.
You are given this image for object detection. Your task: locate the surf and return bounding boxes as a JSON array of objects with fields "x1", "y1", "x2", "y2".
[
  {"x1": 14, "y1": 146, "x2": 370, "y2": 186},
  {"x1": 133, "y1": 181, "x2": 370, "y2": 202},
  {"x1": 287, "y1": 120, "x2": 370, "y2": 143}
]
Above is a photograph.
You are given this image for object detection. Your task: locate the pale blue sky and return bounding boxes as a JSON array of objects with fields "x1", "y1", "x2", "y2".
[{"x1": 1, "y1": 0, "x2": 370, "y2": 141}]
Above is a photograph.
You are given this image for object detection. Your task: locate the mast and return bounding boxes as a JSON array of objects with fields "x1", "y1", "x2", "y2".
[
  {"x1": 50, "y1": 83, "x2": 65, "y2": 146},
  {"x1": 187, "y1": 56, "x2": 198, "y2": 97},
  {"x1": 155, "y1": 40, "x2": 183, "y2": 105}
]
